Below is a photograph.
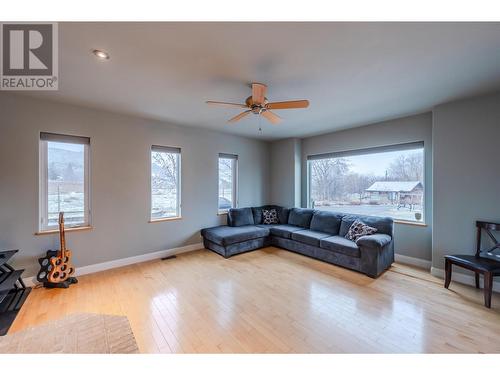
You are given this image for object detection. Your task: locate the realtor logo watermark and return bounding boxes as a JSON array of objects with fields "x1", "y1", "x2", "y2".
[{"x1": 0, "y1": 22, "x2": 58, "y2": 90}]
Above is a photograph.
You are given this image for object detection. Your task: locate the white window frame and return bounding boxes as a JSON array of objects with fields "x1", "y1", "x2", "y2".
[
  {"x1": 39, "y1": 132, "x2": 91, "y2": 232},
  {"x1": 218, "y1": 153, "x2": 238, "y2": 214},
  {"x1": 150, "y1": 145, "x2": 182, "y2": 221},
  {"x1": 307, "y1": 141, "x2": 425, "y2": 224}
]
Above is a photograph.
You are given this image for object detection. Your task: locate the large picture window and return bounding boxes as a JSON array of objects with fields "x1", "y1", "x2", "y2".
[
  {"x1": 218, "y1": 153, "x2": 238, "y2": 213},
  {"x1": 308, "y1": 142, "x2": 425, "y2": 222},
  {"x1": 39, "y1": 132, "x2": 90, "y2": 231},
  {"x1": 151, "y1": 146, "x2": 181, "y2": 220}
]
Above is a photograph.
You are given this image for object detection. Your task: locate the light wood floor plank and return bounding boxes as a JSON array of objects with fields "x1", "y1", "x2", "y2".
[{"x1": 9, "y1": 247, "x2": 500, "y2": 353}]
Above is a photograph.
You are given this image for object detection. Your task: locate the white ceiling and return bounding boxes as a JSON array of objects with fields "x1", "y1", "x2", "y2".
[{"x1": 24, "y1": 22, "x2": 500, "y2": 140}]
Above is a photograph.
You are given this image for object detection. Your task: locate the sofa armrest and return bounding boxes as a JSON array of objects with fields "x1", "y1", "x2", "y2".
[
  {"x1": 356, "y1": 234, "x2": 392, "y2": 248},
  {"x1": 357, "y1": 234, "x2": 394, "y2": 278}
]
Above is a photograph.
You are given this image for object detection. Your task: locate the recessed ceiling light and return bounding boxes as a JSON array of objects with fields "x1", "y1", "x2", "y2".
[{"x1": 92, "y1": 49, "x2": 110, "y2": 61}]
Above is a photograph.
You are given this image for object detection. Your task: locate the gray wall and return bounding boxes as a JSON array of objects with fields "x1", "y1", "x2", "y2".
[
  {"x1": 300, "y1": 113, "x2": 433, "y2": 261},
  {"x1": 3, "y1": 89, "x2": 499, "y2": 278},
  {"x1": 432, "y1": 92, "x2": 500, "y2": 270},
  {"x1": 0, "y1": 93, "x2": 270, "y2": 276},
  {"x1": 270, "y1": 138, "x2": 301, "y2": 207}
]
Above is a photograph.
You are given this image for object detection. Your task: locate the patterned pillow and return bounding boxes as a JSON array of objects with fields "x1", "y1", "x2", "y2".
[
  {"x1": 262, "y1": 208, "x2": 279, "y2": 224},
  {"x1": 345, "y1": 219, "x2": 378, "y2": 242}
]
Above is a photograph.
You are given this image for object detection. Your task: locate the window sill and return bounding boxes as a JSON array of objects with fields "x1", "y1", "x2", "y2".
[
  {"x1": 35, "y1": 226, "x2": 93, "y2": 236},
  {"x1": 217, "y1": 211, "x2": 228, "y2": 215},
  {"x1": 394, "y1": 220, "x2": 427, "y2": 227},
  {"x1": 149, "y1": 216, "x2": 182, "y2": 223}
]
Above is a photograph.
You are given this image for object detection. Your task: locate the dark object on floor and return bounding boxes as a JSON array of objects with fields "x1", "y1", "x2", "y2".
[
  {"x1": 445, "y1": 221, "x2": 500, "y2": 308},
  {"x1": 0, "y1": 249, "x2": 32, "y2": 336},
  {"x1": 201, "y1": 205, "x2": 394, "y2": 278},
  {"x1": 37, "y1": 250, "x2": 79, "y2": 288},
  {"x1": 161, "y1": 255, "x2": 177, "y2": 261},
  {"x1": 43, "y1": 277, "x2": 78, "y2": 289}
]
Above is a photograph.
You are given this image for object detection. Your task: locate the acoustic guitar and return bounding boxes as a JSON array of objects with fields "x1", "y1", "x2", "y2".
[{"x1": 47, "y1": 212, "x2": 75, "y2": 283}]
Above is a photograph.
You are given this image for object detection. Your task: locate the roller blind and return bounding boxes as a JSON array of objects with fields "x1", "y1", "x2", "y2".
[
  {"x1": 40, "y1": 132, "x2": 90, "y2": 145},
  {"x1": 219, "y1": 153, "x2": 238, "y2": 160},
  {"x1": 151, "y1": 145, "x2": 181, "y2": 154},
  {"x1": 307, "y1": 141, "x2": 424, "y2": 161}
]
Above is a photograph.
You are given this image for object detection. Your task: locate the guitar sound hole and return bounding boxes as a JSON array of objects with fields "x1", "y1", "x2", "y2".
[
  {"x1": 69, "y1": 268, "x2": 74, "y2": 274},
  {"x1": 60, "y1": 272, "x2": 66, "y2": 279},
  {"x1": 56, "y1": 259, "x2": 62, "y2": 266},
  {"x1": 39, "y1": 271, "x2": 46, "y2": 279},
  {"x1": 61, "y1": 265, "x2": 67, "y2": 271},
  {"x1": 47, "y1": 265, "x2": 53, "y2": 271},
  {"x1": 64, "y1": 257, "x2": 69, "y2": 263},
  {"x1": 42, "y1": 259, "x2": 49, "y2": 266},
  {"x1": 53, "y1": 271, "x2": 60, "y2": 278}
]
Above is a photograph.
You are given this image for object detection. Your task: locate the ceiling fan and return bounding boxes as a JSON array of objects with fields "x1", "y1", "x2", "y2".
[{"x1": 206, "y1": 83, "x2": 309, "y2": 124}]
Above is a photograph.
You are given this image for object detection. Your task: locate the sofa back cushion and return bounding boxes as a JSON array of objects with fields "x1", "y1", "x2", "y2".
[
  {"x1": 339, "y1": 214, "x2": 393, "y2": 237},
  {"x1": 288, "y1": 208, "x2": 315, "y2": 228},
  {"x1": 227, "y1": 207, "x2": 255, "y2": 227},
  {"x1": 252, "y1": 205, "x2": 289, "y2": 225},
  {"x1": 310, "y1": 211, "x2": 343, "y2": 235}
]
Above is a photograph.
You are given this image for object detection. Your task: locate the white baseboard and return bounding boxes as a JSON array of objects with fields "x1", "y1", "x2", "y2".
[
  {"x1": 431, "y1": 266, "x2": 500, "y2": 293},
  {"x1": 395, "y1": 254, "x2": 431, "y2": 270},
  {"x1": 22, "y1": 242, "x2": 204, "y2": 287}
]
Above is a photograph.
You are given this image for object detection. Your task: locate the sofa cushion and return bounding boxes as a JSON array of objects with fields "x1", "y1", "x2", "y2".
[
  {"x1": 201, "y1": 225, "x2": 268, "y2": 246},
  {"x1": 228, "y1": 207, "x2": 255, "y2": 227},
  {"x1": 320, "y1": 235, "x2": 360, "y2": 258},
  {"x1": 277, "y1": 207, "x2": 290, "y2": 224},
  {"x1": 252, "y1": 205, "x2": 289, "y2": 225},
  {"x1": 291, "y1": 229, "x2": 331, "y2": 247},
  {"x1": 345, "y1": 219, "x2": 378, "y2": 241},
  {"x1": 251, "y1": 206, "x2": 265, "y2": 224},
  {"x1": 255, "y1": 224, "x2": 280, "y2": 229},
  {"x1": 309, "y1": 211, "x2": 343, "y2": 235},
  {"x1": 339, "y1": 214, "x2": 393, "y2": 237},
  {"x1": 262, "y1": 208, "x2": 279, "y2": 224},
  {"x1": 288, "y1": 208, "x2": 315, "y2": 228},
  {"x1": 269, "y1": 224, "x2": 303, "y2": 239}
]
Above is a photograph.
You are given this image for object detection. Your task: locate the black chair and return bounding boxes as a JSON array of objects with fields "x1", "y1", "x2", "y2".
[{"x1": 445, "y1": 221, "x2": 500, "y2": 308}]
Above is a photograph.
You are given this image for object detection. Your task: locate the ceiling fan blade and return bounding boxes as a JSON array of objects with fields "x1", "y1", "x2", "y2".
[
  {"x1": 228, "y1": 110, "x2": 252, "y2": 123},
  {"x1": 206, "y1": 101, "x2": 248, "y2": 109},
  {"x1": 261, "y1": 110, "x2": 282, "y2": 124},
  {"x1": 252, "y1": 83, "x2": 267, "y2": 105},
  {"x1": 266, "y1": 100, "x2": 310, "y2": 110}
]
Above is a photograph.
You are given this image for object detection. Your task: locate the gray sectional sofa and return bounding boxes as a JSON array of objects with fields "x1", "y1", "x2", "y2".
[{"x1": 201, "y1": 205, "x2": 394, "y2": 278}]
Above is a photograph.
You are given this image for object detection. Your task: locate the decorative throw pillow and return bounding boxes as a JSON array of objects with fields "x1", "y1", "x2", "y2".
[
  {"x1": 345, "y1": 219, "x2": 377, "y2": 242},
  {"x1": 262, "y1": 208, "x2": 279, "y2": 224}
]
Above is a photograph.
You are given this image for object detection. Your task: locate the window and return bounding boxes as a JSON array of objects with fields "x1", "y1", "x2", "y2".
[
  {"x1": 308, "y1": 142, "x2": 425, "y2": 223},
  {"x1": 151, "y1": 146, "x2": 181, "y2": 220},
  {"x1": 218, "y1": 153, "x2": 238, "y2": 213},
  {"x1": 39, "y1": 132, "x2": 90, "y2": 231}
]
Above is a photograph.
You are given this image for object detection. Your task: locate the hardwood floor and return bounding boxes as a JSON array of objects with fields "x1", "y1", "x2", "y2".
[{"x1": 9, "y1": 247, "x2": 500, "y2": 353}]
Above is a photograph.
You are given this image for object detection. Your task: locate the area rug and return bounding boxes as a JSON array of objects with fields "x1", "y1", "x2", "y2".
[{"x1": 0, "y1": 313, "x2": 139, "y2": 353}]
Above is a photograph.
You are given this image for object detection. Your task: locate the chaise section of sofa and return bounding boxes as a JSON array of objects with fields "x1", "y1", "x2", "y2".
[
  {"x1": 201, "y1": 207, "x2": 272, "y2": 258},
  {"x1": 200, "y1": 206, "x2": 394, "y2": 278}
]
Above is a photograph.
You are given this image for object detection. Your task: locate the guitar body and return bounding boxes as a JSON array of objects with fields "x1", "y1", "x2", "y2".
[
  {"x1": 47, "y1": 212, "x2": 76, "y2": 284},
  {"x1": 47, "y1": 249, "x2": 75, "y2": 283}
]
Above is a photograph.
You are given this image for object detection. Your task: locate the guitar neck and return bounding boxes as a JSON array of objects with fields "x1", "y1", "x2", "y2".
[{"x1": 59, "y1": 212, "x2": 66, "y2": 254}]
